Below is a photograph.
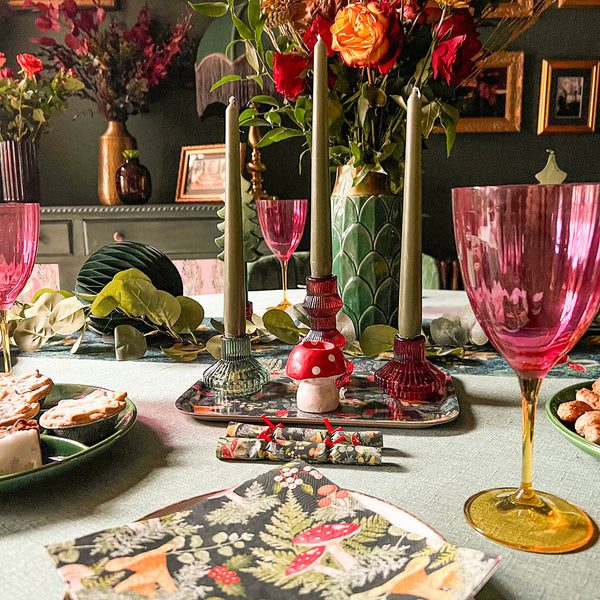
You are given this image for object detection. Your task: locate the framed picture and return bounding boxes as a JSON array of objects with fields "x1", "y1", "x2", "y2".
[
  {"x1": 176, "y1": 144, "x2": 246, "y2": 203},
  {"x1": 9, "y1": 0, "x2": 116, "y2": 6},
  {"x1": 557, "y1": 0, "x2": 600, "y2": 8},
  {"x1": 486, "y1": 0, "x2": 533, "y2": 17},
  {"x1": 456, "y1": 51, "x2": 524, "y2": 133},
  {"x1": 537, "y1": 59, "x2": 599, "y2": 134}
]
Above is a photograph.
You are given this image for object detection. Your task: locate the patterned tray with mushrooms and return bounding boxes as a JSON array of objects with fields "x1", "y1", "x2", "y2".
[{"x1": 176, "y1": 372, "x2": 459, "y2": 428}]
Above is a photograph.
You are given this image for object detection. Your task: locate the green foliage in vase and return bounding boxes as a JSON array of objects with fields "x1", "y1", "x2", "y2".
[
  {"x1": 0, "y1": 52, "x2": 84, "y2": 142},
  {"x1": 216, "y1": 174, "x2": 263, "y2": 263},
  {"x1": 8, "y1": 268, "x2": 206, "y2": 362}
]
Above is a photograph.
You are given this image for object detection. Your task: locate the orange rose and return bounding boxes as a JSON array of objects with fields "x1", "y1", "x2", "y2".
[{"x1": 331, "y1": 2, "x2": 390, "y2": 69}]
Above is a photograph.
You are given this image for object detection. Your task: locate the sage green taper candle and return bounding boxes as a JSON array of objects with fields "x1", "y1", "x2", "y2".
[
  {"x1": 310, "y1": 36, "x2": 332, "y2": 278},
  {"x1": 398, "y1": 87, "x2": 422, "y2": 338},
  {"x1": 224, "y1": 96, "x2": 246, "y2": 338}
]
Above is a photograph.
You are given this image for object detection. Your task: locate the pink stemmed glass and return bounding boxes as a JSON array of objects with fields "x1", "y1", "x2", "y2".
[
  {"x1": 0, "y1": 203, "x2": 40, "y2": 372},
  {"x1": 256, "y1": 198, "x2": 308, "y2": 310},
  {"x1": 453, "y1": 183, "x2": 600, "y2": 553}
]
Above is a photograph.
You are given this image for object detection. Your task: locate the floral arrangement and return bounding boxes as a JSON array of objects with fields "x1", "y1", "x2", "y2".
[
  {"x1": 0, "y1": 51, "x2": 84, "y2": 142},
  {"x1": 27, "y1": 0, "x2": 192, "y2": 122},
  {"x1": 192, "y1": 0, "x2": 551, "y2": 190}
]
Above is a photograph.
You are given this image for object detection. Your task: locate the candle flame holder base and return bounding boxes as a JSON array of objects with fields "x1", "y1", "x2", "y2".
[
  {"x1": 374, "y1": 335, "x2": 446, "y2": 401},
  {"x1": 203, "y1": 335, "x2": 270, "y2": 398},
  {"x1": 303, "y1": 275, "x2": 354, "y2": 387}
]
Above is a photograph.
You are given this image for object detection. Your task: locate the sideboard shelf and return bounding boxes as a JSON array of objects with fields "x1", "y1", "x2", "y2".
[{"x1": 39, "y1": 203, "x2": 221, "y2": 289}]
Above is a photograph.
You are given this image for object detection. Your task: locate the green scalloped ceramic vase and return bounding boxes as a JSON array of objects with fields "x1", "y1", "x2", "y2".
[{"x1": 331, "y1": 166, "x2": 401, "y2": 336}]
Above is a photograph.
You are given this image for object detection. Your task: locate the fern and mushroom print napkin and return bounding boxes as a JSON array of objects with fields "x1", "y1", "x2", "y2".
[{"x1": 47, "y1": 460, "x2": 499, "y2": 600}]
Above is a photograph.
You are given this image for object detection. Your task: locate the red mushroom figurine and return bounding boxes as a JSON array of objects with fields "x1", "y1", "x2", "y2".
[
  {"x1": 286, "y1": 341, "x2": 347, "y2": 413},
  {"x1": 292, "y1": 523, "x2": 360, "y2": 570},
  {"x1": 285, "y1": 545, "x2": 341, "y2": 578}
]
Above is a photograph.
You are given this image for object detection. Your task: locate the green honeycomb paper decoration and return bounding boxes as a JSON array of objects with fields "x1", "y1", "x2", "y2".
[
  {"x1": 331, "y1": 193, "x2": 401, "y2": 336},
  {"x1": 75, "y1": 241, "x2": 184, "y2": 336}
]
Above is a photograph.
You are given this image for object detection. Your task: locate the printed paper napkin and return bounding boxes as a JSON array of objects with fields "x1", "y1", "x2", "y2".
[{"x1": 47, "y1": 460, "x2": 499, "y2": 600}]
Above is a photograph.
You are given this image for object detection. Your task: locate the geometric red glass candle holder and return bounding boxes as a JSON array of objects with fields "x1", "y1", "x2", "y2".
[
  {"x1": 302, "y1": 275, "x2": 354, "y2": 386},
  {"x1": 374, "y1": 335, "x2": 446, "y2": 401}
]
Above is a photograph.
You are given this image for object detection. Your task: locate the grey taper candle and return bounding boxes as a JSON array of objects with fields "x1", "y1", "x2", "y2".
[
  {"x1": 310, "y1": 36, "x2": 332, "y2": 278},
  {"x1": 224, "y1": 96, "x2": 246, "y2": 338},
  {"x1": 397, "y1": 87, "x2": 422, "y2": 338}
]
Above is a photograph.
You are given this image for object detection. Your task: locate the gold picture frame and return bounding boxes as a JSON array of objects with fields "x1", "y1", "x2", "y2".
[
  {"x1": 537, "y1": 59, "x2": 599, "y2": 135},
  {"x1": 486, "y1": 0, "x2": 534, "y2": 17},
  {"x1": 456, "y1": 51, "x2": 525, "y2": 133},
  {"x1": 9, "y1": 0, "x2": 116, "y2": 6},
  {"x1": 557, "y1": 0, "x2": 600, "y2": 8}
]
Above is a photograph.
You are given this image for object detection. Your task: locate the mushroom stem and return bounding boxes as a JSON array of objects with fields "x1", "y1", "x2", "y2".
[
  {"x1": 326, "y1": 542, "x2": 359, "y2": 570},
  {"x1": 297, "y1": 376, "x2": 340, "y2": 413},
  {"x1": 313, "y1": 563, "x2": 343, "y2": 578}
]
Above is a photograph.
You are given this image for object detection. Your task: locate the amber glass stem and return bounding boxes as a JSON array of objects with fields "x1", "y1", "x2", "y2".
[
  {"x1": 281, "y1": 260, "x2": 289, "y2": 306},
  {"x1": 0, "y1": 309, "x2": 12, "y2": 373},
  {"x1": 513, "y1": 377, "x2": 542, "y2": 504}
]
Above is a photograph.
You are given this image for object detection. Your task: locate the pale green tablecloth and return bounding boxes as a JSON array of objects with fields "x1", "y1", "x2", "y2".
[{"x1": 1, "y1": 290, "x2": 599, "y2": 599}]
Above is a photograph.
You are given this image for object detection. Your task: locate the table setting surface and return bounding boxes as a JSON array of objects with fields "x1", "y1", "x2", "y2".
[{"x1": 2, "y1": 289, "x2": 599, "y2": 600}]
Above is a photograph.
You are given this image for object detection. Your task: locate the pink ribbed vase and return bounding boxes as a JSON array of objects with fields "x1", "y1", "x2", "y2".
[{"x1": 0, "y1": 141, "x2": 41, "y2": 203}]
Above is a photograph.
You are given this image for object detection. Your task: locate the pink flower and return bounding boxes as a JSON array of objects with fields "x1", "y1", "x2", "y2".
[
  {"x1": 16, "y1": 53, "x2": 43, "y2": 78},
  {"x1": 34, "y1": 14, "x2": 60, "y2": 32},
  {"x1": 64, "y1": 33, "x2": 88, "y2": 56},
  {"x1": 0, "y1": 52, "x2": 5, "y2": 68},
  {"x1": 0, "y1": 67, "x2": 13, "y2": 79},
  {"x1": 31, "y1": 37, "x2": 58, "y2": 46}
]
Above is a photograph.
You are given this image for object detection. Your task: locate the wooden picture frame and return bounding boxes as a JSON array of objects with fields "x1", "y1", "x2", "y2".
[
  {"x1": 486, "y1": 0, "x2": 533, "y2": 17},
  {"x1": 9, "y1": 0, "x2": 116, "y2": 6},
  {"x1": 456, "y1": 51, "x2": 525, "y2": 133},
  {"x1": 537, "y1": 59, "x2": 599, "y2": 134},
  {"x1": 557, "y1": 0, "x2": 600, "y2": 8}
]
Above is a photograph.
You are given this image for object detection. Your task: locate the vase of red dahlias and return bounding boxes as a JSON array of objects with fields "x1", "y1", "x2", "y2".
[
  {"x1": 28, "y1": 0, "x2": 191, "y2": 205},
  {"x1": 192, "y1": 0, "x2": 551, "y2": 332},
  {"x1": 0, "y1": 51, "x2": 83, "y2": 202}
]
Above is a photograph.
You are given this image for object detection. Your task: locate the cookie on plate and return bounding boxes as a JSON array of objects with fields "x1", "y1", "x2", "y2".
[{"x1": 39, "y1": 389, "x2": 127, "y2": 428}]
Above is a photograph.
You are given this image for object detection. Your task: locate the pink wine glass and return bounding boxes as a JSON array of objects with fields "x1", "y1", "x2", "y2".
[
  {"x1": 453, "y1": 183, "x2": 600, "y2": 553},
  {"x1": 256, "y1": 198, "x2": 308, "y2": 310},
  {"x1": 0, "y1": 203, "x2": 40, "y2": 372}
]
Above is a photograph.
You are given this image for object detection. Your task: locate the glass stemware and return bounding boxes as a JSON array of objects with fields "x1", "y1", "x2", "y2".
[
  {"x1": 256, "y1": 198, "x2": 308, "y2": 310},
  {"x1": 453, "y1": 183, "x2": 600, "y2": 553},
  {"x1": 0, "y1": 203, "x2": 40, "y2": 373}
]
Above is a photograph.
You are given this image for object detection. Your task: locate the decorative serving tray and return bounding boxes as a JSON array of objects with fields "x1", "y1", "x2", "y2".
[{"x1": 175, "y1": 373, "x2": 459, "y2": 428}]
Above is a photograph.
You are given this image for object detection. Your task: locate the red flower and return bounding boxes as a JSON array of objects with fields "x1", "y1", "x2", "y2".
[
  {"x1": 376, "y1": 0, "x2": 404, "y2": 74},
  {"x1": 273, "y1": 52, "x2": 309, "y2": 101},
  {"x1": 432, "y1": 9, "x2": 481, "y2": 86},
  {"x1": 16, "y1": 53, "x2": 43, "y2": 78},
  {"x1": 0, "y1": 52, "x2": 5, "y2": 68},
  {"x1": 303, "y1": 15, "x2": 335, "y2": 56},
  {"x1": 0, "y1": 67, "x2": 13, "y2": 79}
]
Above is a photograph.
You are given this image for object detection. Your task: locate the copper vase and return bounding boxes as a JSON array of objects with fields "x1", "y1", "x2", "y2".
[{"x1": 98, "y1": 120, "x2": 136, "y2": 206}]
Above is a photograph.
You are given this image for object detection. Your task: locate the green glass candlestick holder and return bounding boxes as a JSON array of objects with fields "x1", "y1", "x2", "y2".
[{"x1": 203, "y1": 335, "x2": 270, "y2": 397}]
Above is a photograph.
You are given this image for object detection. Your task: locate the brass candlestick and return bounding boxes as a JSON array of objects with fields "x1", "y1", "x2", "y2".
[{"x1": 246, "y1": 103, "x2": 277, "y2": 202}]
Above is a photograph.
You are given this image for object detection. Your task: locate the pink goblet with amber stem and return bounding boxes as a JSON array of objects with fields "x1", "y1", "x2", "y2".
[
  {"x1": 453, "y1": 183, "x2": 600, "y2": 553},
  {"x1": 0, "y1": 203, "x2": 40, "y2": 373}
]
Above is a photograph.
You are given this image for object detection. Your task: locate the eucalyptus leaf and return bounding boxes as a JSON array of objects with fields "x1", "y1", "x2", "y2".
[
  {"x1": 13, "y1": 316, "x2": 53, "y2": 352},
  {"x1": 25, "y1": 292, "x2": 66, "y2": 318},
  {"x1": 114, "y1": 325, "x2": 148, "y2": 361},
  {"x1": 210, "y1": 319, "x2": 225, "y2": 333},
  {"x1": 429, "y1": 316, "x2": 468, "y2": 347},
  {"x1": 162, "y1": 345, "x2": 202, "y2": 362},
  {"x1": 359, "y1": 324, "x2": 398, "y2": 357},
  {"x1": 285, "y1": 303, "x2": 310, "y2": 327},
  {"x1": 48, "y1": 297, "x2": 86, "y2": 335},
  {"x1": 119, "y1": 279, "x2": 160, "y2": 318},
  {"x1": 32, "y1": 288, "x2": 73, "y2": 303},
  {"x1": 336, "y1": 311, "x2": 357, "y2": 346},
  {"x1": 206, "y1": 334, "x2": 223, "y2": 359},
  {"x1": 469, "y1": 322, "x2": 488, "y2": 346},
  {"x1": 263, "y1": 309, "x2": 300, "y2": 344},
  {"x1": 90, "y1": 280, "x2": 124, "y2": 317},
  {"x1": 148, "y1": 290, "x2": 181, "y2": 328},
  {"x1": 71, "y1": 323, "x2": 87, "y2": 354},
  {"x1": 113, "y1": 268, "x2": 152, "y2": 283},
  {"x1": 173, "y1": 297, "x2": 205, "y2": 334}
]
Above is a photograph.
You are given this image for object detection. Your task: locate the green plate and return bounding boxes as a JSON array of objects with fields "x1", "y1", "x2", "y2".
[
  {"x1": 0, "y1": 384, "x2": 137, "y2": 489},
  {"x1": 546, "y1": 380, "x2": 600, "y2": 459}
]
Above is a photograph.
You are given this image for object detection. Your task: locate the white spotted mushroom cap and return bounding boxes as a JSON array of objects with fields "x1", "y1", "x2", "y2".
[
  {"x1": 292, "y1": 523, "x2": 361, "y2": 546},
  {"x1": 286, "y1": 340, "x2": 346, "y2": 381},
  {"x1": 285, "y1": 545, "x2": 326, "y2": 575}
]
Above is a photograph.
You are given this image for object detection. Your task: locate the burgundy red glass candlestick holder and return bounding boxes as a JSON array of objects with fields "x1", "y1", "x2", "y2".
[
  {"x1": 374, "y1": 335, "x2": 446, "y2": 401},
  {"x1": 302, "y1": 275, "x2": 353, "y2": 386}
]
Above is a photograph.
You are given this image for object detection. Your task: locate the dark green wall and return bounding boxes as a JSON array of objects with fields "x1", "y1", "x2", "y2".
[{"x1": 1, "y1": 3, "x2": 598, "y2": 258}]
